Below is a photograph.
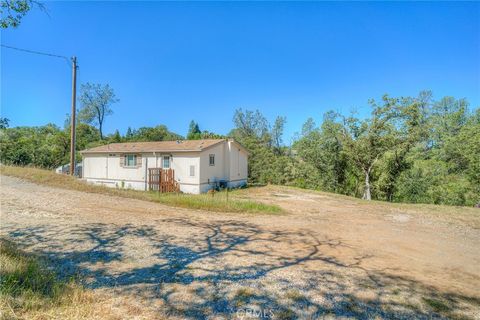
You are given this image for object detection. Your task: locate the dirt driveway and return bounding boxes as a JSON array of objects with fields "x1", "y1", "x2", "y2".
[{"x1": 1, "y1": 175, "x2": 479, "y2": 319}]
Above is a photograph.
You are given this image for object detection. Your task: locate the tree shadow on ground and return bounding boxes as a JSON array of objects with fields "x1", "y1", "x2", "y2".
[{"x1": 3, "y1": 218, "x2": 479, "y2": 319}]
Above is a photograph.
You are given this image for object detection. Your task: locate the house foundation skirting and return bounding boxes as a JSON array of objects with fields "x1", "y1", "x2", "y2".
[{"x1": 84, "y1": 177, "x2": 247, "y2": 194}]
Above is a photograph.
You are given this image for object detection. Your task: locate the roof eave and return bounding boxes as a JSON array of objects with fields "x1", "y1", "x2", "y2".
[{"x1": 80, "y1": 149, "x2": 203, "y2": 154}]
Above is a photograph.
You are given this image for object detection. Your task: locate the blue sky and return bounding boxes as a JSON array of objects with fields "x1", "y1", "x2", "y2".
[{"x1": 1, "y1": 1, "x2": 479, "y2": 143}]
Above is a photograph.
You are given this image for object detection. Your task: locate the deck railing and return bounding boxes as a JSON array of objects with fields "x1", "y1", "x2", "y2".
[{"x1": 148, "y1": 168, "x2": 180, "y2": 193}]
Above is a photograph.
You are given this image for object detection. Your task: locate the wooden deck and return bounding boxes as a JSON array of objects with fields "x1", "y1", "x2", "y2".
[{"x1": 148, "y1": 168, "x2": 180, "y2": 193}]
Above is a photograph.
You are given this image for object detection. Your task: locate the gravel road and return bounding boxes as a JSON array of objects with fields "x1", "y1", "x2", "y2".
[{"x1": 1, "y1": 175, "x2": 479, "y2": 319}]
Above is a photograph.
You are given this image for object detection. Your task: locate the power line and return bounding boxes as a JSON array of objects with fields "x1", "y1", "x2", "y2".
[
  {"x1": 2, "y1": 43, "x2": 79, "y2": 176},
  {"x1": 1, "y1": 44, "x2": 70, "y2": 62}
]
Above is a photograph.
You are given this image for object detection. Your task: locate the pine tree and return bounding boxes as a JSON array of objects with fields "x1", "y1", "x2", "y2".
[
  {"x1": 112, "y1": 130, "x2": 122, "y2": 143},
  {"x1": 187, "y1": 120, "x2": 201, "y2": 140}
]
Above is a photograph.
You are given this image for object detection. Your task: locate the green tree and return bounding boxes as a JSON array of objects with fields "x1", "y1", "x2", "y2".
[
  {"x1": 62, "y1": 116, "x2": 102, "y2": 164},
  {"x1": 127, "y1": 125, "x2": 183, "y2": 142},
  {"x1": 114, "y1": 130, "x2": 122, "y2": 142},
  {"x1": 232, "y1": 108, "x2": 270, "y2": 140},
  {"x1": 442, "y1": 109, "x2": 480, "y2": 198},
  {"x1": 342, "y1": 96, "x2": 399, "y2": 200},
  {"x1": 294, "y1": 112, "x2": 349, "y2": 194},
  {"x1": 187, "y1": 120, "x2": 201, "y2": 140},
  {"x1": 200, "y1": 131, "x2": 224, "y2": 139},
  {"x1": 2, "y1": 91, "x2": 477, "y2": 207},
  {"x1": 78, "y1": 83, "x2": 118, "y2": 140},
  {"x1": 375, "y1": 96, "x2": 429, "y2": 201},
  {"x1": 380, "y1": 95, "x2": 478, "y2": 206},
  {"x1": 0, "y1": 124, "x2": 68, "y2": 168},
  {"x1": 430, "y1": 96, "x2": 468, "y2": 149},
  {"x1": 125, "y1": 127, "x2": 134, "y2": 140},
  {"x1": 0, "y1": 117, "x2": 9, "y2": 129},
  {"x1": 0, "y1": 0, "x2": 44, "y2": 28},
  {"x1": 271, "y1": 116, "x2": 286, "y2": 153},
  {"x1": 230, "y1": 109, "x2": 276, "y2": 184}
]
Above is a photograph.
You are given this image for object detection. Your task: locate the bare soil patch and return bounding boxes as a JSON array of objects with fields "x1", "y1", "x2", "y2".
[{"x1": 1, "y1": 175, "x2": 479, "y2": 319}]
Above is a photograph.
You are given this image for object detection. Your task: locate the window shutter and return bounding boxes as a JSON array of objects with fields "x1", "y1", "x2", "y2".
[
  {"x1": 137, "y1": 155, "x2": 142, "y2": 167},
  {"x1": 120, "y1": 155, "x2": 125, "y2": 167}
]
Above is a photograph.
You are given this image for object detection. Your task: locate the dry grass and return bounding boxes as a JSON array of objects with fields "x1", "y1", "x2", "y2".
[
  {"x1": 237, "y1": 184, "x2": 480, "y2": 227},
  {"x1": 0, "y1": 238, "x2": 164, "y2": 320},
  {"x1": 0, "y1": 239, "x2": 164, "y2": 319},
  {"x1": 153, "y1": 191, "x2": 283, "y2": 214},
  {"x1": 0, "y1": 165, "x2": 282, "y2": 214},
  {"x1": 0, "y1": 239, "x2": 98, "y2": 319},
  {"x1": 242, "y1": 183, "x2": 478, "y2": 212},
  {"x1": 233, "y1": 288, "x2": 255, "y2": 307},
  {"x1": 284, "y1": 290, "x2": 308, "y2": 303}
]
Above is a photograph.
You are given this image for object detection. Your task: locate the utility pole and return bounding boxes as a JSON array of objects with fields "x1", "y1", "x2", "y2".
[
  {"x1": 70, "y1": 56, "x2": 77, "y2": 175},
  {"x1": 0, "y1": 45, "x2": 79, "y2": 175}
]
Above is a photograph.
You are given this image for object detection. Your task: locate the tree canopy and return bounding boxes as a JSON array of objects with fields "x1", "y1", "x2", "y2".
[
  {"x1": 186, "y1": 120, "x2": 225, "y2": 140},
  {"x1": 0, "y1": 0, "x2": 44, "y2": 28},
  {"x1": 1, "y1": 91, "x2": 478, "y2": 206},
  {"x1": 78, "y1": 83, "x2": 118, "y2": 140}
]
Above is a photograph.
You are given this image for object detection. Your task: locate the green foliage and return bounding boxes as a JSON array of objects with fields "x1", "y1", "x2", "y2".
[
  {"x1": 429, "y1": 96, "x2": 468, "y2": 148},
  {"x1": 111, "y1": 129, "x2": 122, "y2": 143},
  {"x1": 78, "y1": 82, "x2": 118, "y2": 139},
  {"x1": 125, "y1": 127, "x2": 134, "y2": 139},
  {"x1": 199, "y1": 130, "x2": 225, "y2": 139},
  {"x1": 294, "y1": 112, "x2": 350, "y2": 194},
  {"x1": 442, "y1": 111, "x2": 480, "y2": 186},
  {"x1": 0, "y1": 0, "x2": 44, "y2": 28},
  {"x1": 230, "y1": 94, "x2": 479, "y2": 206},
  {"x1": 230, "y1": 109, "x2": 289, "y2": 185},
  {"x1": 0, "y1": 124, "x2": 70, "y2": 168},
  {"x1": 1, "y1": 92, "x2": 478, "y2": 207},
  {"x1": 187, "y1": 120, "x2": 201, "y2": 139},
  {"x1": 187, "y1": 120, "x2": 225, "y2": 140},
  {"x1": 0, "y1": 117, "x2": 183, "y2": 168},
  {"x1": 342, "y1": 96, "x2": 400, "y2": 200},
  {"x1": 1, "y1": 239, "x2": 62, "y2": 299},
  {"x1": 0, "y1": 117, "x2": 9, "y2": 129},
  {"x1": 271, "y1": 116, "x2": 286, "y2": 152},
  {"x1": 124, "y1": 125, "x2": 183, "y2": 142}
]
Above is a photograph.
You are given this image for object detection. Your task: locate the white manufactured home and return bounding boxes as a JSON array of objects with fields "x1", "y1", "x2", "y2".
[{"x1": 80, "y1": 139, "x2": 248, "y2": 194}]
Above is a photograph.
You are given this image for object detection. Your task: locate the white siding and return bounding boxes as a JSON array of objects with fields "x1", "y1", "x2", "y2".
[
  {"x1": 200, "y1": 142, "x2": 228, "y2": 185},
  {"x1": 228, "y1": 141, "x2": 248, "y2": 185},
  {"x1": 83, "y1": 154, "x2": 107, "y2": 179},
  {"x1": 106, "y1": 154, "x2": 144, "y2": 182},
  {"x1": 82, "y1": 140, "x2": 248, "y2": 194},
  {"x1": 83, "y1": 153, "x2": 146, "y2": 190},
  {"x1": 144, "y1": 152, "x2": 200, "y2": 193},
  {"x1": 175, "y1": 153, "x2": 200, "y2": 193}
]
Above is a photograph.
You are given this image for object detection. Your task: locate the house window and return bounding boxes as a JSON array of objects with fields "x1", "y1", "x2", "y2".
[
  {"x1": 125, "y1": 154, "x2": 137, "y2": 167},
  {"x1": 163, "y1": 156, "x2": 170, "y2": 169},
  {"x1": 190, "y1": 165, "x2": 195, "y2": 177},
  {"x1": 209, "y1": 154, "x2": 215, "y2": 166}
]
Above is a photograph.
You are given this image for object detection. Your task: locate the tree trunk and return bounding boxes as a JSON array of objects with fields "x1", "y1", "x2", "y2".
[
  {"x1": 362, "y1": 169, "x2": 371, "y2": 200},
  {"x1": 99, "y1": 122, "x2": 103, "y2": 140}
]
